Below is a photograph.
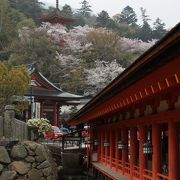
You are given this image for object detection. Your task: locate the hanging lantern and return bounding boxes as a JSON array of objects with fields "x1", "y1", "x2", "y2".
[
  {"x1": 118, "y1": 140, "x2": 126, "y2": 150},
  {"x1": 143, "y1": 140, "x2": 153, "y2": 154},
  {"x1": 94, "y1": 139, "x2": 99, "y2": 146},
  {"x1": 104, "y1": 139, "x2": 110, "y2": 147}
]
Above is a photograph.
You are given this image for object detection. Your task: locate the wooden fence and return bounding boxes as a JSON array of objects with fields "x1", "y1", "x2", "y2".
[{"x1": 0, "y1": 105, "x2": 28, "y2": 140}]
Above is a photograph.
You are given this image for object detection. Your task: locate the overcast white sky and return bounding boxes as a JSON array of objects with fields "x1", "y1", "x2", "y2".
[{"x1": 40, "y1": 0, "x2": 180, "y2": 28}]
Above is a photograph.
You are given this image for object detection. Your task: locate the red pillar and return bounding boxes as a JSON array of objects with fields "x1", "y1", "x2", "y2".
[
  {"x1": 54, "y1": 103, "x2": 57, "y2": 126},
  {"x1": 122, "y1": 128, "x2": 128, "y2": 175},
  {"x1": 139, "y1": 126, "x2": 147, "y2": 179},
  {"x1": 115, "y1": 128, "x2": 119, "y2": 171},
  {"x1": 98, "y1": 128, "x2": 101, "y2": 161},
  {"x1": 168, "y1": 121, "x2": 178, "y2": 180},
  {"x1": 130, "y1": 128, "x2": 137, "y2": 179},
  {"x1": 105, "y1": 127, "x2": 108, "y2": 165},
  {"x1": 110, "y1": 127, "x2": 113, "y2": 168},
  {"x1": 152, "y1": 123, "x2": 161, "y2": 180},
  {"x1": 101, "y1": 128, "x2": 104, "y2": 163}
]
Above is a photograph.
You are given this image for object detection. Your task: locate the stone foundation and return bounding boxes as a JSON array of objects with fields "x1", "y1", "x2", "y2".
[{"x1": 0, "y1": 140, "x2": 57, "y2": 180}]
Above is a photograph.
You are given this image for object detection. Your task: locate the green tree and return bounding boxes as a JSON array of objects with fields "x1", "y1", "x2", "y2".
[
  {"x1": 0, "y1": 0, "x2": 26, "y2": 60},
  {"x1": 118, "y1": 6, "x2": 137, "y2": 26},
  {"x1": 80, "y1": 29, "x2": 131, "y2": 67},
  {"x1": 96, "y1": 10, "x2": 116, "y2": 28},
  {"x1": 112, "y1": 13, "x2": 121, "y2": 23},
  {"x1": 96, "y1": 10, "x2": 110, "y2": 27},
  {"x1": 8, "y1": 0, "x2": 44, "y2": 20},
  {"x1": 16, "y1": 18, "x2": 36, "y2": 30},
  {"x1": 0, "y1": 63, "x2": 29, "y2": 113},
  {"x1": 8, "y1": 28, "x2": 57, "y2": 81},
  {"x1": 139, "y1": 8, "x2": 153, "y2": 41},
  {"x1": 61, "y1": 4, "x2": 73, "y2": 17},
  {"x1": 78, "y1": 0, "x2": 92, "y2": 17},
  {"x1": 115, "y1": 23, "x2": 140, "y2": 39},
  {"x1": 152, "y1": 18, "x2": 167, "y2": 39}
]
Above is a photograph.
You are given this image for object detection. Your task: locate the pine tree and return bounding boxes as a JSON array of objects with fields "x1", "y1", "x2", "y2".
[
  {"x1": 152, "y1": 18, "x2": 167, "y2": 39},
  {"x1": 96, "y1": 10, "x2": 110, "y2": 27},
  {"x1": 78, "y1": 0, "x2": 92, "y2": 17},
  {"x1": 119, "y1": 6, "x2": 137, "y2": 26},
  {"x1": 61, "y1": 4, "x2": 73, "y2": 17},
  {"x1": 139, "y1": 8, "x2": 153, "y2": 41}
]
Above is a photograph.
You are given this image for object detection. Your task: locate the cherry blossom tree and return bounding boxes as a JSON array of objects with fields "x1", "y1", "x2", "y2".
[
  {"x1": 120, "y1": 37, "x2": 157, "y2": 53},
  {"x1": 16, "y1": 23, "x2": 156, "y2": 95},
  {"x1": 85, "y1": 60, "x2": 124, "y2": 95}
]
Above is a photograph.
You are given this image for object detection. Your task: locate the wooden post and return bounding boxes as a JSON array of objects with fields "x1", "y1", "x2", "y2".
[
  {"x1": 122, "y1": 128, "x2": 128, "y2": 175},
  {"x1": 139, "y1": 126, "x2": 147, "y2": 179},
  {"x1": 98, "y1": 128, "x2": 101, "y2": 161},
  {"x1": 152, "y1": 123, "x2": 161, "y2": 180},
  {"x1": 110, "y1": 127, "x2": 114, "y2": 168},
  {"x1": 105, "y1": 127, "x2": 108, "y2": 165},
  {"x1": 115, "y1": 128, "x2": 119, "y2": 171},
  {"x1": 130, "y1": 128, "x2": 137, "y2": 179},
  {"x1": 168, "y1": 121, "x2": 178, "y2": 180},
  {"x1": 101, "y1": 128, "x2": 104, "y2": 163}
]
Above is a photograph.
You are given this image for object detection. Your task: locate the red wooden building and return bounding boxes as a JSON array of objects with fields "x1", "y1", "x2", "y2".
[
  {"x1": 69, "y1": 23, "x2": 180, "y2": 180},
  {"x1": 25, "y1": 64, "x2": 83, "y2": 126},
  {"x1": 38, "y1": 0, "x2": 75, "y2": 25}
]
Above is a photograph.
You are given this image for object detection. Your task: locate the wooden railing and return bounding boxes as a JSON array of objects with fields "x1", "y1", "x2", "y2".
[
  {"x1": 157, "y1": 173, "x2": 169, "y2": 180},
  {"x1": 124, "y1": 162, "x2": 130, "y2": 175},
  {"x1": 143, "y1": 169, "x2": 153, "y2": 180},
  {"x1": 102, "y1": 155, "x2": 106, "y2": 163},
  {"x1": 106, "y1": 156, "x2": 110, "y2": 164},
  {"x1": 97, "y1": 156, "x2": 171, "y2": 180},
  {"x1": 133, "y1": 165, "x2": 140, "y2": 179},
  {"x1": 117, "y1": 159, "x2": 123, "y2": 171},
  {"x1": 97, "y1": 157, "x2": 171, "y2": 180},
  {"x1": 112, "y1": 158, "x2": 116, "y2": 169}
]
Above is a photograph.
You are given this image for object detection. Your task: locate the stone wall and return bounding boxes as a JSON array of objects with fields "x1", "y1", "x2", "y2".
[{"x1": 0, "y1": 141, "x2": 57, "y2": 180}]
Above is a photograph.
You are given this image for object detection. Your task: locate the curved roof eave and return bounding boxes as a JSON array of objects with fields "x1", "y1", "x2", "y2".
[{"x1": 69, "y1": 22, "x2": 180, "y2": 124}]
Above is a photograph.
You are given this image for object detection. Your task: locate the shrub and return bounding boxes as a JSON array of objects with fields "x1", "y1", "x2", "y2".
[{"x1": 27, "y1": 118, "x2": 52, "y2": 140}]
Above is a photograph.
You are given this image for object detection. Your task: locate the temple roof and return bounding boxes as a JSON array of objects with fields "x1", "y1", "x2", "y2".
[
  {"x1": 38, "y1": 8, "x2": 75, "y2": 25},
  {"x1": 39, "y1": 14, "x2": 75, "y2": 25},
  {"x1": 25, "y1": 64, "x2": 83, "y2": 102}
]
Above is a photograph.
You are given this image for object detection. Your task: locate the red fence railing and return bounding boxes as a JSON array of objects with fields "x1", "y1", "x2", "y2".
[
  {"x1": 157, "y1": 173, "x2": 169, "y2": 180},
  {"x1": 143, "y1": 169, "x2": 153, "y2": 180},
  {"x1": 124, "y1": 162, "x2": 130, "y2": 175},
  {"x1": 118, "y1": 160, "x2": 123, "y2": 171},
  {"x1": 133, "y1": 165, "x2": 140, "y2": 179}
]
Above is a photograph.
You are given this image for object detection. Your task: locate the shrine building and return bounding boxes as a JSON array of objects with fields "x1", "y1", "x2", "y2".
[
  {"x1": 69, "y1": 23, "x2": 180, "y2": 180},
  {"x1": 25, "y1": 64, "x2": 83, "y2": 126}
]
